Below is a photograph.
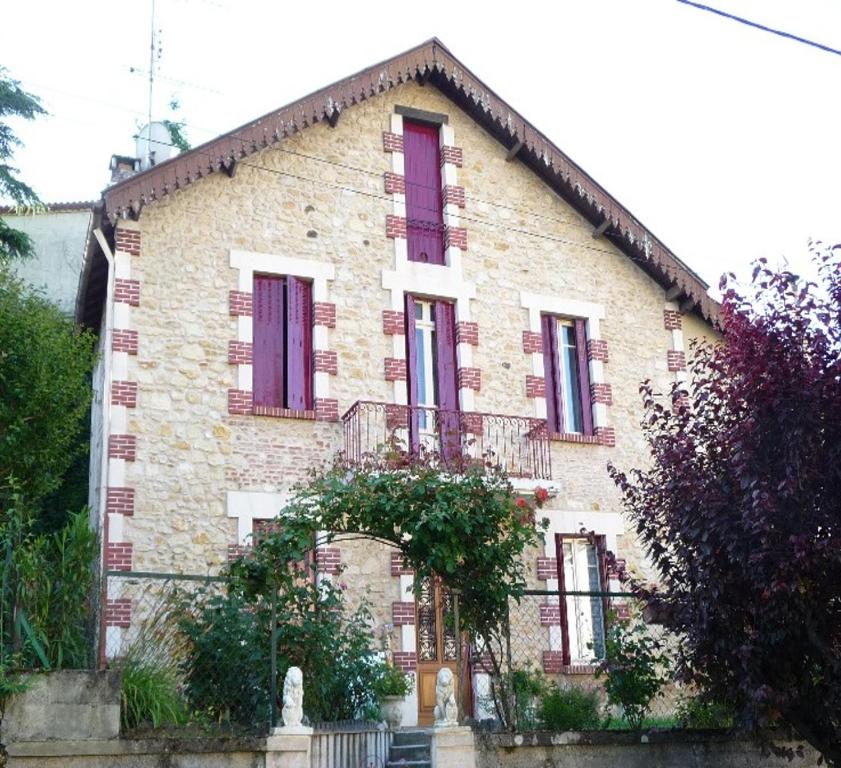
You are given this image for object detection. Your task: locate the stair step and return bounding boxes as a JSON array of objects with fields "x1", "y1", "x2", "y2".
[
  {"x1": 390, "y1": 743, "x2": 431, "y2": 761},
  {"x1": 386, "y1": 761, "x2": 431, "y2": 768},
  {"x1": 391, "y1": 730, "x2": 432, "y2": 746}
]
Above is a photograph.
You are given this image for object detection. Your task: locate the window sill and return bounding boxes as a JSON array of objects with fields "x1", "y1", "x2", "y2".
[
  {"x1": 550, "y1": 432, "x2": 601, "y2": 445},
  {"x1": 560, "y1": 663, "x2": 600, "y2": 675},
  {"x1": 252, "y1": 405, "x2": 316, "y2": 420}
]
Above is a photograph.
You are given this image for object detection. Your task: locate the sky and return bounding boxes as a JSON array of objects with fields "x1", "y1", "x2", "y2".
[{"x1": 3, "y1": 0, "x2": 840, "y2": 294}]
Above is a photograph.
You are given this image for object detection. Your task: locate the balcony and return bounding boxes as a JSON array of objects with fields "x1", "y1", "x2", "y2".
[{"x1": 341, "y1": 401, "x2": 552, "y2": 480}]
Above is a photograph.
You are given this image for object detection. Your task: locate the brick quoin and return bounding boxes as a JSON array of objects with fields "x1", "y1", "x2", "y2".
[
  {"x1": 115, "y1": 229, "x2": 141, "y2": 256},
  {"x1": 392, "y1": 602, "x2": 416, "y2": 626},
  {"x1": 444, "y1": 226, "x2": 467, "y2": 251},
  {"x1": 112, "y1": 329, "x2": 139, "y2": 355},
  {"x1": 109, "y1": 434, "x2": 137, "y2": 461},
  {"x1": 106, "y1": 487, "x2": 135, "y2": 516},
  {"x1": 313, "y1": 302, "x2": 336, "y2": 328},
  {"x1": 114, "y1": 278, "x2": 140, "y2": 307},
  {"x1": 384, "y1": 357, "x2": 407, "y2": 382},
  {"x1": 229, "y1": 290, "x2": 253, "y2": 316},
  {"x1": 461, "y1": 412, "x2": 483, "y2": 435},
  {"x1": 457, "y1": 367, "x2": 481, "y2": 391},
  {"x1": 111, "y1": 380, "x2": 138, "y2": 408},
  {"x1": 667, "y1": 350, "x2": 687, "y2": 372},
  {"x1": 228, "y1": 341, "x2": 253, "y2": 366},
  {"x1": 393, "y1": 652, "x2": 417, "y2": 673},
  {"x1": 542, "y1": 651, "x2": 565, "y2": 674},
  {"x1": 391, "y1": 551, "x2": 414, "y2": 576},
  {"x1": 382, "y1": 310, "x2": 405, "y2": 335},
  {"x1": 314, "y1": 350, "x2": 338, "y2": 375},
  {"x1": 383, "y1": 172, "x2": 405, "y2": 195},
  {"x1": 385, "y1": 404, "x2": 409, "y2": 430},
  {"x1": 540, "y1": 604, "x2": 561, "y2": 626},
  {"x1": 442, "y1": 185, "x2": 466, "y2": 208},
  {"x1": 587, "y1": 338, "x2": 609, "y2": 363},
  {"x1": 590, "y1": 383, "x2": 613, "y2": 406},
  {"x1": 315, "y1": 398, "x2": 339, "y2": 422},
  {"x1": 536, "y1": 557, "x2": 558, "y2": 580},
  {"x1": 106, "y1": 598, "x2": 131, "y2": 629},
  {"x1": 316, "y1": 547, "x2": 341, "y2": 575},
  {"x1": 228, "y1": 389, "x2": 253, "y2": 415},
  {"x1": 385, "y1": 215, "x2": 407, "y2": 239},
  {"x1": 526, "y1": 375, "x2": 546, "y2": 398},
  {"x1": 106, "y1": 542, "x2": 133, "y2": 572},
  {"x1": 664, "y1": 309, "x2": 682, "y2": 331},
  {"x1": 455, "y1": 321, "x2": 478, "y2": 346},
  {"x1": 227, "y1": 544, "x2": 247, "y2": 562},
  {"x1": 522, "y1": 330, "x2": 543, "y2": 354},
  {"x1": 440, "y1": 145, "x2": 463, "y2": 167},
  {"x1": 595, "y1": 426, "x2": 616, "y2": 447},
  {"x1": 382, "y1": 131, "x2": 404, "y2": 153}
]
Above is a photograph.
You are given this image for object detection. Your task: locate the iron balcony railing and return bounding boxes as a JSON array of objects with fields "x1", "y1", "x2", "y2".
[{"x1": 341, "y1": 400, "x2": 552, "y2": 480}]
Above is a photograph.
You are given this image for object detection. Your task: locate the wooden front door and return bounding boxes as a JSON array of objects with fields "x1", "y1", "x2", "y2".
[{"x1": 415, "y1": 577, "x2": 459, "y2": 726}]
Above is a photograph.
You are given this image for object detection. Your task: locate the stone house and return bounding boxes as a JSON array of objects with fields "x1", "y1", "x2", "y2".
[{"x1": 76, "y1": 38, "x2": 719, "y2": 727}]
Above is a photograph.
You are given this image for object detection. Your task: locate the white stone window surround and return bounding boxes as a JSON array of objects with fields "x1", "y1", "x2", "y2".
[
  {"x1": 229, "y1": 249, "x2": 336, "y2": 399},
  {"x1": 520, "y1": 293, "x2": 608, "y2": 429},
  {"x1": 226, "y1": 490, "x2": 291, "y2": 545}
]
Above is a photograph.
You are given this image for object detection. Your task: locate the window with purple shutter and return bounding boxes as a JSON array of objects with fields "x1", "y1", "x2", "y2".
[
  {"x1": 541, "y1": 315, "x2": 594, "y2": 436},
  {"x1": 404, "y1": 121, "x2": 444, "y2": 265}
]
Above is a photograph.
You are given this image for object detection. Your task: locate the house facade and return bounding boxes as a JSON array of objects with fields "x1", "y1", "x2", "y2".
[{"x1": 77, "y1": 39, "x2": 719, "y2": 727}]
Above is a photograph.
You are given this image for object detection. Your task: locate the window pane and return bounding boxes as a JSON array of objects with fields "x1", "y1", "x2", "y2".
[
  {"x1": 560, "y1": 323, "x2": 583, "y2": 433},
  {"x1": 587, "y1": 544, "x2": 606, "y2": 659},
  {"x1": 416, "y1": 327, "x2": 427, "y2": 405}
]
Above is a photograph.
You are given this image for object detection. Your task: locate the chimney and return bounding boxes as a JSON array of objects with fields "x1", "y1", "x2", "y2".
[{"x1": 109, "y1": 154, "x2": 141, "y2": 184}]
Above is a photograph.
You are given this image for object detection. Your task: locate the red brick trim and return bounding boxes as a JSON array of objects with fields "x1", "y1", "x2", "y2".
[
  {"x1": 472, "y1": 653, "x2": 495, "y2": 674},
  {"x1": 106, "y1": 487, "x2": 135, "y2": 516},
  {"x1": 587, "y1": 339, "x2": 609, "y2": 363},
  {"x1": 253, "y1": 405, "x2": 316, "y2": 420},
  {"x1": 112, "y1": 329, "x2": 138, "y2": 355},
  {"x1": 393, "y1": 651, "x2": 417, "y2": 672},
  {"x1": 384, "y1": 357, "x2": 407, "y2": 382},
  {"x1": 228, "y1": 388, "x2": 253, "y2": 415},
  {"x1": 386, "y1": 215, "x2": 407, "y2": 239},
  {"x1": 109, "y1": 434, "x2": 136, "y2": 461},
  {"x1": 458, "y1": 367, "x2": 481, "y2": 391},
  {"x1": 550, "y1": 432, "x2": 602, "y2": 445},
  {"x1": 316, "y1": 547, "x2": 341, "y2": 575},
  {"x1": 667, "y1": 350, "x2": 687, "y2": 372},
  {"x1": 455, "y1": 321, "x2": 478, "y2": 346},
  {"x1": 111, "y1": 380, "x2": 138, "y2": 408},
  {"x1": 526, "y1": 375, "x2": 546, "y2": 398},
  {"x1": 314, "y1": 350, "x2": 338, "y2": 375},
  {"x1": 595, "y1": 426, "x2": 616, "y2": 447},
  {"x1": 106, "y1": 542, "x2": 133, "y2": 572},
  {"x1": 227, "y1": 544, "x2": 247, "y2": 562},
  {"x1": 444, "y1": 226, "x2": 467, "y2": 250},
  {"x1": 543, "y1": 653, "x2": 598, "y2": 675},
  {"x1": 537, "y1": 557, "x2": 558, "y2": 580},
  {"x1": 384, "y1": 172, "x2": 405, "y2": 195},
  {"x1": 228, "y1": 341, "x2": 253, "y2": 365},
  {"x1": 383, "y1": 310, "x2": 406, "y2": 335},
  {"x1": 313, "y1": 302, "x2": 336, "y2": 328},
  {"x1": 315, "y1": 398, "x2": 339, "y2": 422},
  {"x1": 229, "y1": 290, "x2": 253, "y2": 316},
  {"x1": 590, "y1": 383, "x2": 613, "y2": 406},
  {"x1": 441, "y1": 145, "x2": 463, "y2": 167},
  {"x1": 385, "y1": 404, "x2": 409, "y2": 430},
  {"x1": 392, "y1": 601, "x2": 416, "y2": 626},
  {"x1": 114, "y1": 278, "x2": 140, "y2": 307},
  {"x1": 383, "y1": 131, "x2": 404, "y2": 153},
  {"x1": 442, "y1": 184, "x2": 465, "y2": 208},
  {"x1": 391, "y1": 551, "x2": 414, "y2": 576},
  {"x1": 461, "y1": 412, "x2": 483, "y2": 435},
  {"x1": 664, "y1": 309, "x2": 682, "y2": 331},
  {"x1": 106, "y1": 598, "x2": 131, "y2": 628},
  {"x1": 539, "y1": 603, "x2": 561, "y2": 626},
  {"x1": 522, "y1": 331, "x2": 543, "y2": 354},
  {"x1": 115, "y1": 229, "x2": 141, "y2": 256}
]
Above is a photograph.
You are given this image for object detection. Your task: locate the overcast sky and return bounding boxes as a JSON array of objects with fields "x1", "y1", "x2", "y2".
[{"x1": 3, "y1": 0, "x2": 840, "y2": 293}]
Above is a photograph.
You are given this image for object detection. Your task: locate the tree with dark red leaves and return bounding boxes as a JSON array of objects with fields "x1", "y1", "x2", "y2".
[{"x1": 610, "y1": 244, "x2": 841, "y2": 764}]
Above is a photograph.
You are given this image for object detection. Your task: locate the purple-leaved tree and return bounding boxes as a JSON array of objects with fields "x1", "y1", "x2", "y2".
[{"x1": 610, "y1": 244, "x2": 841, "y2": 764}]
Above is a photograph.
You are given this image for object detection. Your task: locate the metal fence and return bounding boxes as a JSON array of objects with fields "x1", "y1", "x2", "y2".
[{"x1": 310, "y1": 720, "x2": 392, "y2": 768}]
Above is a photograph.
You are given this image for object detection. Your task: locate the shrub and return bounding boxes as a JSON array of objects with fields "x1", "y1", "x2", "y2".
[
  {"x1": 676, "y1": 696, "x2": 735, "y2": 730},
  {"x1": 538, "y1": 684, "x2": 601, "y2": 731},
  {"x1": 120, "y1": 658, "x2": 186, "y2": 731},
  {"x1": 372, "y1": 660, "x2": 414, "y2": 698}
]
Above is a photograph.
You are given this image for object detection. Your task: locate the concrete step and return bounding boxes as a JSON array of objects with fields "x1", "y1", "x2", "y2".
[
  {"x1": 386, "y1": 761, "x2": 431, "y2": 768},
  {"x1": 389, "y1": 742, "x2": 431, "y2": 761},
  {"x1": 391, "y1": 729, "x2": 432, "y2": 747}
]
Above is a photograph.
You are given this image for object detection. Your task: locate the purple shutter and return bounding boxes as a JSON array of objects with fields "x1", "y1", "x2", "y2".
[
  {"x1": 541, "y1": 315, "x2": 563, "y2": 434},
  {"x1": 286, "y1": 276, "x2": 312, "y2": 410},
  {"x1": 574, "y1": 319, "x2": 593, "y2": 435},
  {"x1": 253, "y1": 275, "x2": 285, "y2": 408},
  {"x1": 404, "y1": 121, "x2": 444, "y2": 265},
  {"x1": 404, "y1": 295, "x2": 420, "y2": 453},
  {"x1": 434, "y1": 300, "x2": 460, "y2": 462}
]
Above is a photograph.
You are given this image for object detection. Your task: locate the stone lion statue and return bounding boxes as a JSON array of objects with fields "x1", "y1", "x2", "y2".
[
  {"x1": 281, "y1": 666, "x2": 304, "y2": 727},
  {"x1": 433, "y1": 667, "x2": 458, "y2": 726}
]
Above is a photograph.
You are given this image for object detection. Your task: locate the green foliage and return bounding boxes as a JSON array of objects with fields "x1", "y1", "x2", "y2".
[
  {"x1": 538, "y1": 684, "x2": 602, "y2": 731},
  {"x1": 0, "y1": 69, "x2": 46, "y2": 261},
  {"x1": 484, "y1": 665, "x2": 552, "y2": 731},
  {"x1": 676, "y1": 695, "x2": 735, "y2": 730},
  {"x1": 0, "y1": 660, "x2": 28, "y2": 717},
  {"x1": 595, "y1": 613, "x2": 671, "y2": 730},
  {"x1": 371, "y1": 660, "x2": 414, "y2": 698},
  {"x1": 120, "y1": 658, "x2": 186, "y2": 731},
  {"x1": 0, "y1": 270, "x2": 97, "y2": 505}
]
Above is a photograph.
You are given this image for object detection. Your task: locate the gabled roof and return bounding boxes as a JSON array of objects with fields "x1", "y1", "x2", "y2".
[{"x1": 100, "y1": 38, "x2": 717, "y2": 322}]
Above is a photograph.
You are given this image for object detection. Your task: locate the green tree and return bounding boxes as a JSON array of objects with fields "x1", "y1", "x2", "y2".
[{"x1": 0, "y1": 69, "x2": 46, "y2": 261}]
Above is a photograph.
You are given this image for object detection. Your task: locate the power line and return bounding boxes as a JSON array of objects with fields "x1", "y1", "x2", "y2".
[{"x1": 676, "y1": 0, "x2": 841, "y2": 57}]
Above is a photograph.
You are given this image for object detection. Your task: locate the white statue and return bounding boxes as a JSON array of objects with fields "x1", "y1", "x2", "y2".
[
  {"x1": 281, "y1": 666, "x2": 304, "y2": 728},
  {"x1": 433, "y1": 667, "x2": 458, "y2": 727}
]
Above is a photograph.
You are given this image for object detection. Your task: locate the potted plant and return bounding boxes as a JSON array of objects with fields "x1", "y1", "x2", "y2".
[{"x1": 374, "y1": 661, "x2": 414, "y2": 729}]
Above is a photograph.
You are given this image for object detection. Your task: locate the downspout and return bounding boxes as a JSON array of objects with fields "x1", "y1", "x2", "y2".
[{"x1": 93, "y1": 227, "x2": 115, "y2": 669}]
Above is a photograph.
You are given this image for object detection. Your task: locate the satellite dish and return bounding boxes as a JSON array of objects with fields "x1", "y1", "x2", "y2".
[{"x1": 136, "y1": 122, "x2": 175, "y2": 170}]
